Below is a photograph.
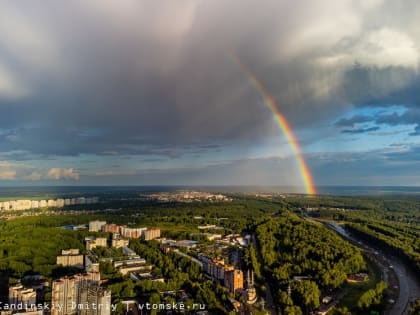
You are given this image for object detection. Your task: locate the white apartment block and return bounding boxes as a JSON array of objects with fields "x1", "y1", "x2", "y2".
[
  {"x1": 85, "y1": 237, "x2": 108, "y2": 250},
  {"x1": 56, "y1": 199, "x2": 65, "y2": 207},
  {"x1": 89, "y1": 220, "x2": 107, "y2": 232},
  {"x1": 143, "y1": 228, "x2": 161, "y2": 241},
  {"x1": 120, "y1": 227, "x2": 147, "y2": 239},
  {"x1": 31, "y1": 200, "x2": 39, "y2": 208},
  {"x1": 0, "y1": 196, "x2": 99, "y2": 212},
  {"x1": 51, "y1": 273, "x2": 103, "y2": 315}
]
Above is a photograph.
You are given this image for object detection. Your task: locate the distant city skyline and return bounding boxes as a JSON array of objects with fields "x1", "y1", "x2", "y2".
[{"x1": 1, "y1": 1, "x2": 420, "y2": 191}]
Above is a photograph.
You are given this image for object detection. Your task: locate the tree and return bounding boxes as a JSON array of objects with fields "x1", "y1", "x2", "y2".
[
  {"x1": 279, "y1": 290, "x2": 293, "y2": 307},
  {"x1": 284, "y1": 305, "x2": 303, "y2": 315},
  {"x1": 357, "y1": 289, "x2": 376, "y2": 309},
  {"x1": 333, "y1": 307, "x2": 352, "y2": 315},
  {"x1": 293, "y1": 280, "x2": 320, "y2": 311},
  {"x1": 410, "y1": 299, "x2": 420, "y2": 315},
  {"x1": 149, "y1": 292, "x2": 161, "y2": 315}
]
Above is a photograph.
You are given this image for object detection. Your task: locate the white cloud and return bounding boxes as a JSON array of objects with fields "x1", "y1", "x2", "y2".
[
  {"x1": 359, "y1": 28, "x2": 419, "y2": 68},
  {"x1": 0, "y1": 161, "x2": 19, "y2": 180},
  {"x1": 0, "y1": 3, "x2": 58, "y2": 70},
  {"x1": 0, "y1": 63, "x2": 27, "y2": 99},
  {"x1": 280, "y1": 0, "x2": 362, "y2": 60},
  {"x1": 0, "y1": 165, "x2": 80, "y2": 181},
  {"x1": 317, "y1": 28, "x2": 419, "y2": 69},
  {"x1": 47, "y1": 168, "x2": 80, "y2": 180},
  {"x1": 0, "y1": 170, "x2": 16, "y2": 180}
]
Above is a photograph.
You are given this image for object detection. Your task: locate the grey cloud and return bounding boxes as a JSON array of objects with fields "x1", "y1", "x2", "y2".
[
  {"x1": 66, "y1": 147, "x2": 420, "y2": 186},
  {"x1": 410, "y1": 126, "x2": 420, "y2": 136},
  {"x1": 310, "y1": 148, "x2": 420, "y2": 185},
  {"x1": 374, "y1": 109, "x2": 420, "y2": 135},
  {"x1": 335, "y1": 106, "x2": 420, "y2": 136},
  {"x1": 87, "y1": 156, "x2": 304, "y2": 187},
  {"x1": 376, "y1": 112, "x2": 404, "y2": 125}
]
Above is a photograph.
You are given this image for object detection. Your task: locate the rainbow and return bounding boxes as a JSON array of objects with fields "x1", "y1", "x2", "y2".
[{"x1": 231, "y1": 55, "x2": 316, "y2": 195}]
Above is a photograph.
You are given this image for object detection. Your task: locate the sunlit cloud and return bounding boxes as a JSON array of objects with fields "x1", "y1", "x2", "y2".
[{"x1": 47, "y1": 168, "x2": 80, "y2": 180}]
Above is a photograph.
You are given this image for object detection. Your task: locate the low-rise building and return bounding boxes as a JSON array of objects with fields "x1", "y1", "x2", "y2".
[
  {"x1": 347, "y1": 273, "x2": 368, "y2": 283},
  {"x1": 158, "y1": 239, "x2": 177, "y2": 253},
  {"x1": 198, "y1": 224, "x2": 217, "y2": 230},
  {"x1": 174, "y1": 240, "x2": 199, "y2": 250},
  {"x1": 122, "y1": 246, "x2": 137, "y2": 257},
  {"x1": 117, "y1": 264, "x2": 152, "y2": 276},
  {"x1": 113, "y1": 258, "x2": 146, "y2": 268},
  {"x1": 200, "y1": 233, "x2": 222, "y2": 241}
]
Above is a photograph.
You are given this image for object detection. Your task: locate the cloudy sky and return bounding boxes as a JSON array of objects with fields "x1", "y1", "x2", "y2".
[{"x1": 1, "y1": 0, "x2": 420, "y2": 190}]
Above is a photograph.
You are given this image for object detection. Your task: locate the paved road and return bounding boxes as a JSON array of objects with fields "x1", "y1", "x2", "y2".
[{"x1": 327, "y1": 222, "x2": 420, "y2": 315}]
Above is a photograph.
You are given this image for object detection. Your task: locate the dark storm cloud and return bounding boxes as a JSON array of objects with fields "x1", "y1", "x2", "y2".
[
  {"x1": 335, "y1": 115, "x2": 373, "y2": 127},
  {"x1": 0, "y1": 0, "x2": 420, "y2": 159},
  {"x1": 376, "y1": 112, "x2": 404, "y2": 125},
  {"x1": 341, "y1": 126, "x2": 380, "y2": 134}
]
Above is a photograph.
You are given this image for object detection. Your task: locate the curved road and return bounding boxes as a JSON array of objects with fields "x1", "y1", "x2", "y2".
[{"x1": 327, "y1": 222, "x2": 420, "y2": 315}]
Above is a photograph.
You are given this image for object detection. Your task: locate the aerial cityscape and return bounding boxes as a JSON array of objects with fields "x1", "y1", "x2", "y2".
[{"x1": 1, "y1": 1, "x2": 420, "y2": 315}]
